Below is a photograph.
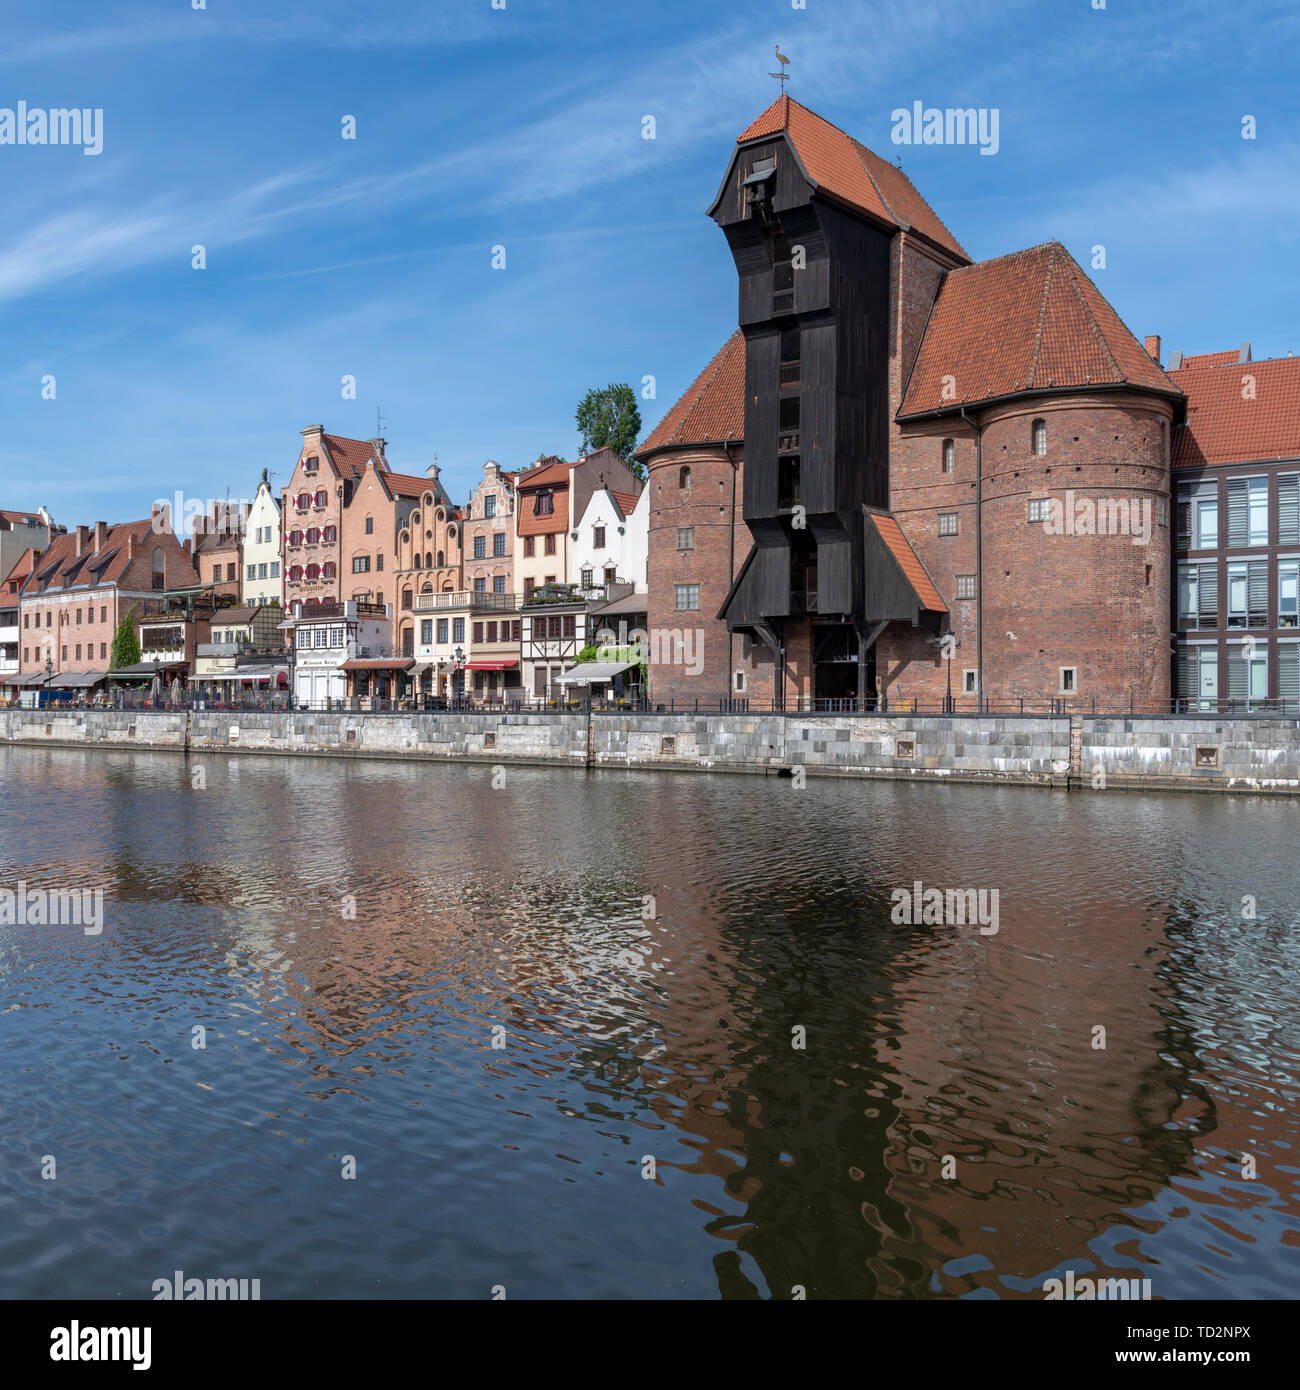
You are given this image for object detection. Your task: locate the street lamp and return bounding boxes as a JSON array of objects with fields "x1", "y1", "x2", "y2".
[
  {"x1": 944, "y1": 635, "x2": 960, "y2": 713},
  {"x1": 43, "y1": 654, "x2": 53, "y2": 708}
]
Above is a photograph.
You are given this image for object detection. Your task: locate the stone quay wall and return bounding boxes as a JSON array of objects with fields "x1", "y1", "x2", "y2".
[{"x1": 3, "y1": 708, "x2": 1299, "y2": 795}]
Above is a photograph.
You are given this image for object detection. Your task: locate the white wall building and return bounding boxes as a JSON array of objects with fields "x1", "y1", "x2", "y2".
[
  {"x1": 242, "y1": 470, "x2": 283, "y2": 608},
  {"x1": 572, "y1": 485, "x2": 648, "y2": 594},
  {"x1": 288, "y1": 599, "x2": 391, "y2": 706}
]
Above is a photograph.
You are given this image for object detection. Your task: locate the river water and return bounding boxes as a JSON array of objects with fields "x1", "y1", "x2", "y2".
[{"x1": 0, "y1": 744, "x2": 1296, "y2": 1299}]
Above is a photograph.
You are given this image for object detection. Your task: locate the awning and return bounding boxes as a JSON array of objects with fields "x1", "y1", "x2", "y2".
[
  {"x1": 340, "y1": 658, "x2": 415, "y2": 672},
  {"x1": 553, "y1": 660, "x2": 638, "y2": 685},
  {"x1": 106, "y1": 661, "x2": 187, "y2": 680},
  {"x1": 464, "y1": 659, "x2": 518, "y2": 671},
  {"x1": 47, "y1": 671, "x2": 107, "y2": 689},
  {"x1": 4, "y1": 672, "x2": 50, "y2": 687}
]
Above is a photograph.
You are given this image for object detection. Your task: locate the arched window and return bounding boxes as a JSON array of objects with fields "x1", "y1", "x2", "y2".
[
  {"x1": 152, "y1": 547, "x2": 165, "y2": 591},
  {"x1": 1032, "y1": 418, "x2": 1047, "y2": 456},
  {"x1": 679, "y1": 466, "x2": 691, "y2": 490},
  {"x1": 323, "y1": 524, "x2": 337, "y2": 543},
  {"x1": 942, "y1": 439, "x2": 954, "y2": 473},
  {"x1": 289, "y1": 529, "x2": 301, "y2": 547},
  {"x1": 306, "y1": 527, "x2": 320, "y2": 544},
  {"x1": 412, "y1": 553, "x2": 421, "y2": 570},
  {"x1": 426, "y1": 552, "x2": 433, "y2": 569},
  {"x1": 314, "y1": 489, "x2": 327, "y2": 508},
  {"x1": 306, "y1": 563, "x2": 320, "y2": 581},
  {"x1": 289, "y1": 565, "x2": 303, "y2": 582},
  {"x1": 297, "y1": 492, "x2": 310, "y2": 510},
  {"x1": 322, "y1": 562, "x2": 336, "y2": 580},
  {"x1": 436, "y1": 551, "x2": 444, "y2": 568}
]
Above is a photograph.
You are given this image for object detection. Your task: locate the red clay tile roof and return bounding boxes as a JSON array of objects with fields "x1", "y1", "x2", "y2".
[
  {"x1": 1171, "y1": 349, "x2": 1242, "y2": 371},
  {"x1": 323, "y1": 433, "x2": 384, "y2": 479},
  {"x1": 735, "y1": 96, "x2": 968, "y2": 262},
  {"x1": 868, "y1": 511, "x2": 947, "y2": 613},
  {"x1": 899, "y1": 241, "x2": 1179, "y2": 418},
  {"x1": 1172, "y1": 355, "x2": 1300, "y2": 469},
  {"x1": 609, "y1": 490, "x2": 641, "y2": 519},
  {"x1": 0, "y1": 509, "x2": 46, "y2": 527},
  {"x1": 639, "y1": 330, "x2": 746, "y2": 456},
  {"x1": 2, "y1": 547, "x2": 39, "y2": 588},
  {"x1": 17, "y1": 519, "x2": 174, "y2": 595},
  {"x1": 383, "y1": 470, "x2": 441, "y2": 499},
  {"x1": 515, "y1": 461, "x2": 570, "y2": 491}
]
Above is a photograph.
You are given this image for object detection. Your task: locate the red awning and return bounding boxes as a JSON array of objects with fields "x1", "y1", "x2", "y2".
[{"x1": 464, "y1": 660, "x2": 518, "y2": 671}]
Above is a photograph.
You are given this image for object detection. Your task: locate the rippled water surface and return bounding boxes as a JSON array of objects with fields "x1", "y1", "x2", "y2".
[{"x1": 1, "y1": 744, "x2": 1297, "y2": 1299}]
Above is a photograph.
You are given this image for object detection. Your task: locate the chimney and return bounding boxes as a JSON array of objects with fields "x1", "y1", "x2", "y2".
[
  {"x1": 93, "y1": 520, "x2": 107, "y2": 551},
  {"x1": 183, "y1": 537, "x2": 192, "y2": 557},
  {"x1": 126, "y1": 533, "x2": 135, "y2": 560},
  {"x1": 74, "y1": 524, "x2": 89, "y2": 557},
  {"x1": 1144, "y1": 335, "x2": 1161, "y2": 365},
  {"x1": 1167, "y1": 351, "x2": 1183, "y2": 372},
  {"x1": 1238, "y1": 342, "x2": 1252, "y2": 364}
]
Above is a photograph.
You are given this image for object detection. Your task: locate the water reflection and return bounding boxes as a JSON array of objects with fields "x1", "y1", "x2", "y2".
[{"x1": 0, "y1": 746, "x2": 1296, "y2": 1299}]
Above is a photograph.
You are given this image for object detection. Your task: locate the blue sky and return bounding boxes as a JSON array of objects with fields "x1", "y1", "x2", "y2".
[{"x1": 2, "y1": 0, "x2": 1297, "y2": 526}]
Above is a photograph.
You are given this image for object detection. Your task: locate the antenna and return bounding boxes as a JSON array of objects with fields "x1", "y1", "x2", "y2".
[
  {"x1": 769, "y1": 44, "x2": 791, "y2": 91},
  {"x1": 376, "y1": 405, "x2": 387, "y2": 439}
]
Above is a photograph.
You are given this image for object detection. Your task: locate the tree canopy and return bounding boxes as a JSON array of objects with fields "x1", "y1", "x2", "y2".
[
  {"x1": 110, "y1": 610, "x2": 141, "y2": 669},
  {"x1": 575, "y1": 383, "x2": 643, "y2": 478}
]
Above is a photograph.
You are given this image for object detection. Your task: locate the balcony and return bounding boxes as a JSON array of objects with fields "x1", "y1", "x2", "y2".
[
  {"x1": 414, "y1": 590, "x2": 520, "y2": 612},
  {"x1": 197, "y1": 641, "x2": 282, "y2": 658}
]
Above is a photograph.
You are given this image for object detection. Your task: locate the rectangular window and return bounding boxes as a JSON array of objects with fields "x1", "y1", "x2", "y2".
[
  {"x1": 524, "y1": 536, "x2": 535, "y2": 557},
  {"x1": 1027, "y1": 498, "x2": 1049, "y2": 523},
  {"x1": 533, "y1": 491, "x2": 554, "y2": 516},
  {"x1": 474, "y1": 535, "x2": 486, "y2": 559},
  {"x1": 485, "y1": 496, "x2": 496, "y2": 519},
  {"x1": 270, "y1": 562, "x2": 279, "y2": 578},
  {"x1": 544, "y1": 534, "x2": 556, "y2": 556},
  {"x1": 1196, "y1": 495, "x2": 1218, "y2": 548},
  {"x1": 955, "y1": 575, "x2": 976, "y2": 599},
  {"x1": 437, "y1": 618, "x2": 449, "y2": 643},
  {"x1": 1227, "y1": 476, "x2": 1269, "y2": 548},
  {"x1": 100, "y1": 643, "x2": 106, "y2": 659},
  {"x1": 962, "y1": 670, "x2": 977, "y2": 694},
  {"x1": 493, "y1": 533, "x2": 506, "y2": 558},
  {"x1": 1279, "y1": 475, "x2": 1299, "y2": 546},
  {"x1": 493, "y1": 575, "x2": 506, "y2": 594},
  {"x1": 452, "y1": 618, "x2": 465, "y2": 644},
  {"x1": 376, "y1": 553, "x2": 383, "y2": 571},
  {"x1": 593, "y1": 526, "x2": 606, "y2": 549},
  {"x1": 1279, "y1": 643, "x2": 1299, "y2": 707},
  {"x1": 473, "y1": 622, "x2": 483, "y2": 643},
  {"x1": 76, "y1": 608, "x2": 82, "y2": 625},
  {"x1": 421, "y1": 619, "x2": 433, "y2": 644},
  {"x1": 1280, "y1": 559, "x2": 1299, "y2": 628},
  {"x1": 486, "y1": 621, "x2": 497, "y2": 643},
  {"x1": 258, "y1": 563, "x2": 268, "y2": 579},
  {"x1": 353, "y1": 556, "x2": 370, "y2": 573},
  {"x1": 674, "y1": 584, "x2": 700, "y2": 611},
  {"x1": 677, "y1": 527, "x2": 694, "y2": 550},
  {"x1": 365, "y1": 517, "x2": 374, "y2": 534},
  {"x1": 101, "y1": 607, "x2": 107, "y2": 623},
  {"x1": 227, "y1": 563, "x2": 237, "y2": 582},
  {"x1": 1226, "y1": 560, "x2": 1268, "y2": 628},
  {"x1": 474, "y1": 577, "x2": 486, "y2": 592},
  {"x1": 75, "y1": 644, "x2": 81, "y2": 660},
  {"x1": 1178, "y1": 561, "x2": 1219, "y2": 630},
  {"x1": 563, "y1": 615, "x2": 575, "y2": 639},
  {"x1": 247, "y1": 564, "x2": 256, "y2": 580},
  {"x1": 938, "y1": 512, "x2": 958, "y2": 536},
  {"x1": 1227, "y1": 646, "x2": 1268, "y2": 708},
  {"x1": 1059, "y1": 666, "x2": 1077, "y2": 693}
]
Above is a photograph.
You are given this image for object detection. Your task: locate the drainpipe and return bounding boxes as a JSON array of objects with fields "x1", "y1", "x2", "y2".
[
  {"x1": 724, "y1": 444, "x2": 739, "y2": 702},
  {"x1": 959, "y1": 406, "x2": 983, "y2": 704}
]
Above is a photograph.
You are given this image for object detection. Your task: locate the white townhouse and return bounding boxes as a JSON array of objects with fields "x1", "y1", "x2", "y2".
[
  {"x1": 572, "y1": 484, "x2": 648, "y2": 595},
  {"x1": 242, "y1": 470, "x2": 283, "y2": 609}
]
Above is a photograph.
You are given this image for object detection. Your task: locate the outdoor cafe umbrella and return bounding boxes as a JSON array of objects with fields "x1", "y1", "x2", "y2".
[
  {"x1": 150, "y1": 673, "x2": 161, "y2": 703},
  {"x1": 170, "y1": 677, "x2": 183, "y2": 704}
]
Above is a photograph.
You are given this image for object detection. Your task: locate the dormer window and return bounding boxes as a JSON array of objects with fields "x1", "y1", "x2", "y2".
[
  {"x1": 305, "y1": 456, "x2": 318, "y2": 473},
  {"x1": 534, "y1": 489, "x2": 554, "y2": 516},
  {"x1": 743, "y1": 157, "x2": 776, "y2": 213}
]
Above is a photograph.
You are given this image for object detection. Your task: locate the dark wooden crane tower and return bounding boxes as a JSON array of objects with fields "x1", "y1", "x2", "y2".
[{"x1": 710, "y1": 126, "x2": 897, "y2": 703}]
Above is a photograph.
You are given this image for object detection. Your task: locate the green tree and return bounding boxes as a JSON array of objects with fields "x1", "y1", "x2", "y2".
[
  {"x1": 575, "y1": 383, "x2": 643, "y2": 478},
  {"x1": 110, "y1": 609, "x2": 141, "y2": 669}
]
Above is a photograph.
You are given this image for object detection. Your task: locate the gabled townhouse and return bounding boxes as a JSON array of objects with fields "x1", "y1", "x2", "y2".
[
  {"x1": 285, "y1": 598, "x2": 394, "y2": 706},
  {"x1": 392, "y1": 464, "x2": 462, "y2": 660},
  {"x1": 409, "y1": 588, "x2": 522, "y2": 702},
  {"x1": 343, "y1": 458, "x2": 454, "y2": 613},
  {"x1": 572, "y1": 482, "x2": 648, "y2": 594},
  {"x1": 13, "y1": 515, "x2": 199, "y2": 700},
  {"x1": 191, "y1": 603, "x2": 288, "y2": 700},
  {"x1": 514, "y1": 447, "x2": 642, "y2": 601},
  {"x1": 462, "y1": 460, "x2": 517, "y2": 597},
  {"x1": 192, "y1": 502, "x2": 249, "y2": 603},
  {"x1": 282, "y1": 426, "x2": 389, "y2": 617},
  {"x1": 242, "y1": 470, "x2": 283, "y2": 609}
]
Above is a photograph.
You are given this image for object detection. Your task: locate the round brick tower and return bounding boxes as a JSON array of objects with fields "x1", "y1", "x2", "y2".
[{"x1": 978, "y1": 392, "x2": 1175, "y2": 706}]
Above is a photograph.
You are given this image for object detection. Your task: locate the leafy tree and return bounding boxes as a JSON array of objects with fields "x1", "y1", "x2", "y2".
[
  {"x1": 110, "y1": 609, "x2": 141, "y2": 669},
  {"x1": 575, "y1": 383, "x2": 643, "y2": 478}
]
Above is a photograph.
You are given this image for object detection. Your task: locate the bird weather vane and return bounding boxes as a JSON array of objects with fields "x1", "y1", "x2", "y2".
[{"x1": 770, "y1": 45, "x2": 791, "y2": 90}]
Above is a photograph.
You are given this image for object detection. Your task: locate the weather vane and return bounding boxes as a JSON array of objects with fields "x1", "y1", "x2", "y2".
[{"x1": 770, "y1": 44, "x2": 791, "y2": 90}]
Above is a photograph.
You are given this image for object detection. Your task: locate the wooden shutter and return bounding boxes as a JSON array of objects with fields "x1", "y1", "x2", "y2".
[
  {"x1": 1176, "y1": 499, "x2": 1192, "y2": 549},
  {"x1": 1279, "y1": 475, "x2": 1299, "y2": 546},
  {"x1": 1226, "y1": 478, "x2": 1249, "y2": 548}
]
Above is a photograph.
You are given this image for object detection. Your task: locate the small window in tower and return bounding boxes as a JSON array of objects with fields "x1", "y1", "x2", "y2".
[
  {"x1": 963, "y1": 669, "x2": 978, "y2": 694},
  {"x1": 938, "y1": 512, "x2": 958, "y2": 536},
  {"x1": 679, "y1": 466, "x2": 691, "y2": 491},
  {"x1": 942, "y1": 439, "x2": 955, "y2": 473},
  {"x1": 1060, "y1": 666, "x2": 1077, "y2": 694},
  {"x1": 1032, "y1": 419, "x2": 1047, "y2": 456},
  {"x1": 779, "y1": 397, "x2": 800, "y2": 454},
  {"x1": 778, "y1": 457, "x2": 800, "y2": 511}
]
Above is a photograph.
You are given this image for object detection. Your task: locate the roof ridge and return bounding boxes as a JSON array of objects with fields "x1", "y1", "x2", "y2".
[
  {"x1": 1026, "y1": 243, "x2": 1056, "y2": 391},
  {"x1": 1062, "y1": 253, "x2": 1123, "y2": 385}
]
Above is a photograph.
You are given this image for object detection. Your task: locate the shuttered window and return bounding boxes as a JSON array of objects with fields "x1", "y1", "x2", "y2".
[
  {"x1": 1179, "y1": 562, "x2": 1218, "y2": 630},
  {"x1": 1280, "y1": 560, "x2": 1299, "y2": 628},
  {"x1": 1226, "y1": 477, "x2": 1268, "y2": 547},
  {"x1": 1227, "y1": 649, "x2": 1267, "y2": 705},
  {"x1": 1278, "y1": 645, "x2": 1299, "y2": 708},
  {"x1": 1226, "y1": 560, "x2": 1269, "y2": 628},
  {"x1": 1279, "y1": 475, "x2": 1299, "y2": 545}
]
